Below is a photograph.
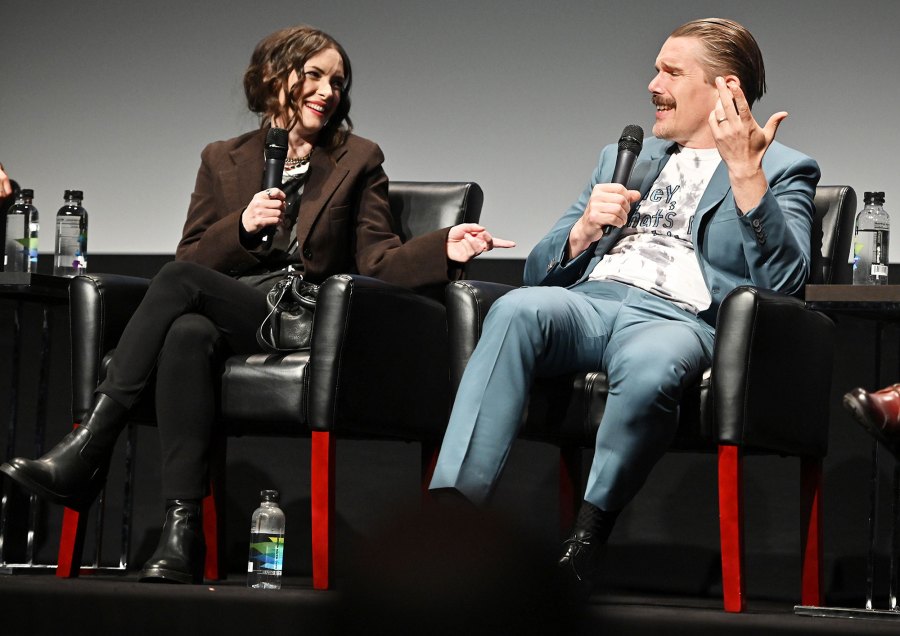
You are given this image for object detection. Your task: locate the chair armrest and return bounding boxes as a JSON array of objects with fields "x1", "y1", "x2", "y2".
[
  {"x1": 445, "y1": 280, "x2": 516, "y2": 390},
  {"x1": 306, "y1": 274, "x2": 451, "y2": 439},
  {"x1": 711, "y1": 285, "x2": 834, "y2": 457},
  {"x1": 69, "y1": 273, "x2": 151, "y2": 420}
]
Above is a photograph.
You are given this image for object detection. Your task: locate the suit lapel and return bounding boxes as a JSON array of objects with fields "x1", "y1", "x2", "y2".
[
  {"x1": 693, "y1": 160, "x2": 732, "y2": 228},
  {"x1": 635, "y1": 145, "x2": 672, "y2": 197},
  {"x1": 220, "y1": 132, "x2": 265, "y2": 212},
  {"x1": 294, "y1": 145, "x2": 350, "y2": 244}
]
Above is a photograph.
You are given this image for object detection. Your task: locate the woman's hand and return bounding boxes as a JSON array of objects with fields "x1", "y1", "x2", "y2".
[
  {"x1": 446, "y1": 223, "x2": 516, "y2": 263},
  {"x1": 241, "y1": 188, "x2": 286, "y2": 233},
  {"x1": 0, "y1": 162, "x2": 12, "y2": 199}
]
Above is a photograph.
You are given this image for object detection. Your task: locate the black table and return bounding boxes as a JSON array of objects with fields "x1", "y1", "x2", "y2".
[
  {"x1": 796, "y1": 284, "x2": 900, "y2": 620},
  {"x1": 0, "y1": 273, "x2": 130, "y2": 575},
  {"x1": 0, "y1": 273, "x2": 70, "y2": 571}
]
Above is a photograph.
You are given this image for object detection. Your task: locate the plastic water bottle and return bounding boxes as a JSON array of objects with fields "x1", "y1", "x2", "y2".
[
  {"x1": 852, "y1": 191, "x2": 890, "y2": 285},
  {"x1": 247, "y1": 489, "x2": 285, "y2": 589},
  {"x1": 27, "y1": 198, "x2": 39, "y2": 271},
  {"x1": 54, "y1": 190, "x2": 88, "y2": 277},
  {"x1": 4, "y1": 189, "x2": 36, "y2": 273}
]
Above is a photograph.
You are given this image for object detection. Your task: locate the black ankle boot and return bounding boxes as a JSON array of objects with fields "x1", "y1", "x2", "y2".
[
  {"x1": 557, "y1": 502, "x2": 619, "y2": 595},
  {"x1": 139, "y1": 499, "x2": 205, "y2": 584},
  {"x1": 0, "y1": 393, "x2": 128, "y2": 510}
]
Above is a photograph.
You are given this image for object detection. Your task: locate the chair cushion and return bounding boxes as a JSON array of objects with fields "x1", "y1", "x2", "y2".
[
  {"x1": 220, "y1": 352, "x2": 310, "y2": 434},
  {"x1": 99, "y1": 349, "x2": 310, "y2": 434}
]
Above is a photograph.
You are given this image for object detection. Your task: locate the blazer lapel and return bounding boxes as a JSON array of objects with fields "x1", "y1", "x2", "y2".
[
  {"x1": 294, "y1": 145, "x2": 350, "y2": 244},
  {"x1": 694, "y1": 160, "x2": 732, "y2": 228},
  {"x1": 634, "y1": 144, "x2": 673, "y2": 196},
  {"x1": 221, "y1": 132, "x2": 266, "y2": 212}
]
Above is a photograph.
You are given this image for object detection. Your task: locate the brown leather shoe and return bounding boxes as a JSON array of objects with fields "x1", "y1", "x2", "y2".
[{"x1": 843, "y1": 385, "x2": 900, "y2": 454}]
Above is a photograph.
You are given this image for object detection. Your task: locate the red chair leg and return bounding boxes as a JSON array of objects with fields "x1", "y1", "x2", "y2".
[
  {"x1": 201, "y1": 493, "x2": 220, "y2": 581},
  {"x1": 559, "y1": 446, "x2": 582, "y2": 533},
  {"x1": 718, "y1": 444, "x2": 745, "y2": 612},
  {"x1": 56, "y1": 506, "x2": 88, "y2": 578},
  {"x1": 311, "y1": 430, "x2": 335, "y2": 590},
  {"x1": 420, "y1": 442, "x2": 439, "y2": 500},
  {"x1": 56, "y1": 421, "x2": 88, "y2": 578},
  {"x1": 201, "y1": 433, "x2": 227, "y2": 581},
  {"x1": 800, "y1": 456, "x2": 824, "y2": 606}
]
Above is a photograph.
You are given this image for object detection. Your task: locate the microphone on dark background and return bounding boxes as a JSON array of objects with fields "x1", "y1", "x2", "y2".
[
  {"x1": 263, "y1": 127, "x2": 289, "y2": 190},
  {"x1": 604, "y1": 124, "x2": 644, "y2": 235},
  {"x1": 261, "y1": 127, "x2": 288, "y2": 242}
]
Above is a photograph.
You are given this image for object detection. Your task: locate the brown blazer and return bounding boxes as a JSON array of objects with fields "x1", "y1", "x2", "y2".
[{"x1": 175, "y1": 128, "x2": 455, "y2": 288}]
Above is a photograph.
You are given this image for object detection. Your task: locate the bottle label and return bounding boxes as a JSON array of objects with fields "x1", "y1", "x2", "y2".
[
  {"x1": 248, "y1": 533, "x2": 284, "y2": 571},
  {"x1": 6, "y1": 215, "x2": 26, "y2": 241},
  {"x1": 5, "y1": 214, "x2": 27, "y2": 271},
  {"x1": 27, "y1": 222, "x2": 39, "y2": 263},
  {"x1": 55, "y1": 216, "x2": 87, "y2": 274}
]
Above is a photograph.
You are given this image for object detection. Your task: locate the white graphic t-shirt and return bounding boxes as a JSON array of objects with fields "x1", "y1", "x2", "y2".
[{"x1": 588, "y1": 146, "x2": 722, "y2": 314}]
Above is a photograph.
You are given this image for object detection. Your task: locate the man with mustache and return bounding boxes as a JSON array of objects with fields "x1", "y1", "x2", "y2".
[{"x1": 430, "y1": 17, "x2": 820, "y2": 594}]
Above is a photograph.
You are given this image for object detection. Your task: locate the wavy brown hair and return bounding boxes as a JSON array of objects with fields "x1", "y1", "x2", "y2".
[
  {"x1": 670, "y1": 18, "x2": 766, "y2": 108},
  {"x1": 243, "y1": 25, "x2": 353, "y2": 149}
]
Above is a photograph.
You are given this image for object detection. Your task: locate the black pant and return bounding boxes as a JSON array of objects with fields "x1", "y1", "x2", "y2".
[{"x1": 99, "y1": 261, "x2": 269, "y2": 499}]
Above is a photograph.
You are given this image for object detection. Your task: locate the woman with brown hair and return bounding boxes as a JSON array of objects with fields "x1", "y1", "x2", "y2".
[{"x1": 0, "y1": 24, "x2": 512, "y2": 584}]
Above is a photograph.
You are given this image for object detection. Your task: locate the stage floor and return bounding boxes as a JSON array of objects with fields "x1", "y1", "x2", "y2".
[{"x1": 1, "y1": 572, "x2": 898, "y2": 635}]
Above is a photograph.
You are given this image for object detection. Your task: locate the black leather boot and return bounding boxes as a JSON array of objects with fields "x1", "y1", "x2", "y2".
[
  {"x1": 557, "y1": 502, "x2": 619, "y2": 598},
  {"x1": 139, "y1": 499, "x2": 205, "y2": 584},
  {"x1": 0, "y1": 393, "x2": 128, "y2": 510}
]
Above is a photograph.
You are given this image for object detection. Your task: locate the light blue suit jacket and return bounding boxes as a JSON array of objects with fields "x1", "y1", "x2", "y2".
[{"x1": 523, "y1": 136, "x2": 821, "y2": 326}]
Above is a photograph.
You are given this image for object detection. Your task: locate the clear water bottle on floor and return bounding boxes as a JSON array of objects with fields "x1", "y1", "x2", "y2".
[
  {"x1": 247, "y1": 489, "x2": 285, "y2": 589},
  {"x1": 54, "y1": 189, "x2": 88, "y2": 277},
  {"x1": 4, "y1": 188, "x2": 36, "y2": 273},
  {"x1": 852, "y1": 191, "x2": 890, "y2": 285}
]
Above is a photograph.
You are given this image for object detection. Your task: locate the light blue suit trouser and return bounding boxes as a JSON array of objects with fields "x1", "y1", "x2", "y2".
[{"x1": 429, "y1": 280, "x2": 716, "y2": 511}]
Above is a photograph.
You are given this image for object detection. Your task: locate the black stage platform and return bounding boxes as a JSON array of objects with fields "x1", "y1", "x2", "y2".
[{"x1": 1, "y1": 572, "x2": 899, "y2": 635}]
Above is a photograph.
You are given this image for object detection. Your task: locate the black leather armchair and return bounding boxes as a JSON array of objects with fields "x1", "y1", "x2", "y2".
[
  {"x1": 57, "y1": 181, "x2": 484, "y2": 590},
  {"x1": 444, "y1": 185, "x2": 856, "y2": 612}
]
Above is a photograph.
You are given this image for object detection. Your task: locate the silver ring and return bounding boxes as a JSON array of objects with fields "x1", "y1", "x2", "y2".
[
  {"x1": 266, "y1": 188, "x2": 273, "y2": 198},
  {"x1": 716, "y1": 117, "x2": 727, "y2": 124}
]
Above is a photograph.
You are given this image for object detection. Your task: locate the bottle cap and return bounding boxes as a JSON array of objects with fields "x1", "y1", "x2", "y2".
[
  {"x1": 864, "y1": 191, "x2": 886, "y2": 205},
  {"x1": 20, "y1": 189, "x2": 34, "y2": 198},
  {"x1": 64, "y1": 190, "x2": 84, "y2": 201},
  {"x1": 260, "y1": 489, "x2": 279, "y2": 502}
]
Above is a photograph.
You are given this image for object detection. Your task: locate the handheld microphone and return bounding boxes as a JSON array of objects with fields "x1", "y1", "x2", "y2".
[
  {"x1": 263, "y1": 127, "x2": 289, "y2": 190},
  {"x1": 260, "y1": 127, "x2": 289, "y2": 242},
  {"x1": 603, "y1": 124, "x2": 644, "y2": 235}
]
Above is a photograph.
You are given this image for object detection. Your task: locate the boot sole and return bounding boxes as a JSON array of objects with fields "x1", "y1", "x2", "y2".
[
  {"x1": 138, "y1": 566, "x2": 202, "y2": 585},
  {"x1": 0, "y1": 462, "x2": 103, "y2": 512}
]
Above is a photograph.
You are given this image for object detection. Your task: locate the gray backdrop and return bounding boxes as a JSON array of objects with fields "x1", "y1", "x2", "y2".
[
  {"x1": 1, "y1": 0, "x2": 898, "y2": 259},
  {"x1": 1, "y1": 1, "x2": 899, "y2": 598}
]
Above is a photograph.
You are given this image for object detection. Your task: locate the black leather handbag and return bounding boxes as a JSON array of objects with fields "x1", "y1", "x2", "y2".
[{"x1": 256, "y1": 271, "x2": 319, "y2": 352}]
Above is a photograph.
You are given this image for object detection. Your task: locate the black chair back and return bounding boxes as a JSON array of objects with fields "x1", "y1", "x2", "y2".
[
  {"x1": 389, "y1": 181, "x2": 483, "y2": 241},
  {"x1": 810, "y1": 185, "x2": 857, "y2": 285}
]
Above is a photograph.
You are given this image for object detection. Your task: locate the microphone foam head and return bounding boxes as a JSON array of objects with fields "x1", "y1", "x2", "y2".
[
  {"x1": 619, "y1": 124, "x2": 644, "y2": 153},
  {"x1": 265, "y1": 127, "x2": 289, "y2": 159}
]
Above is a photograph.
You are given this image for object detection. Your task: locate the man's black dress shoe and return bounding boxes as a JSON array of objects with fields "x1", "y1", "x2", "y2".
[
  {"x1": 557, "y1": 502, "x2": 619, "y2": 599},
  {"x1": 558, "y1": 527, "x2": 605, "y2": 585}
]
